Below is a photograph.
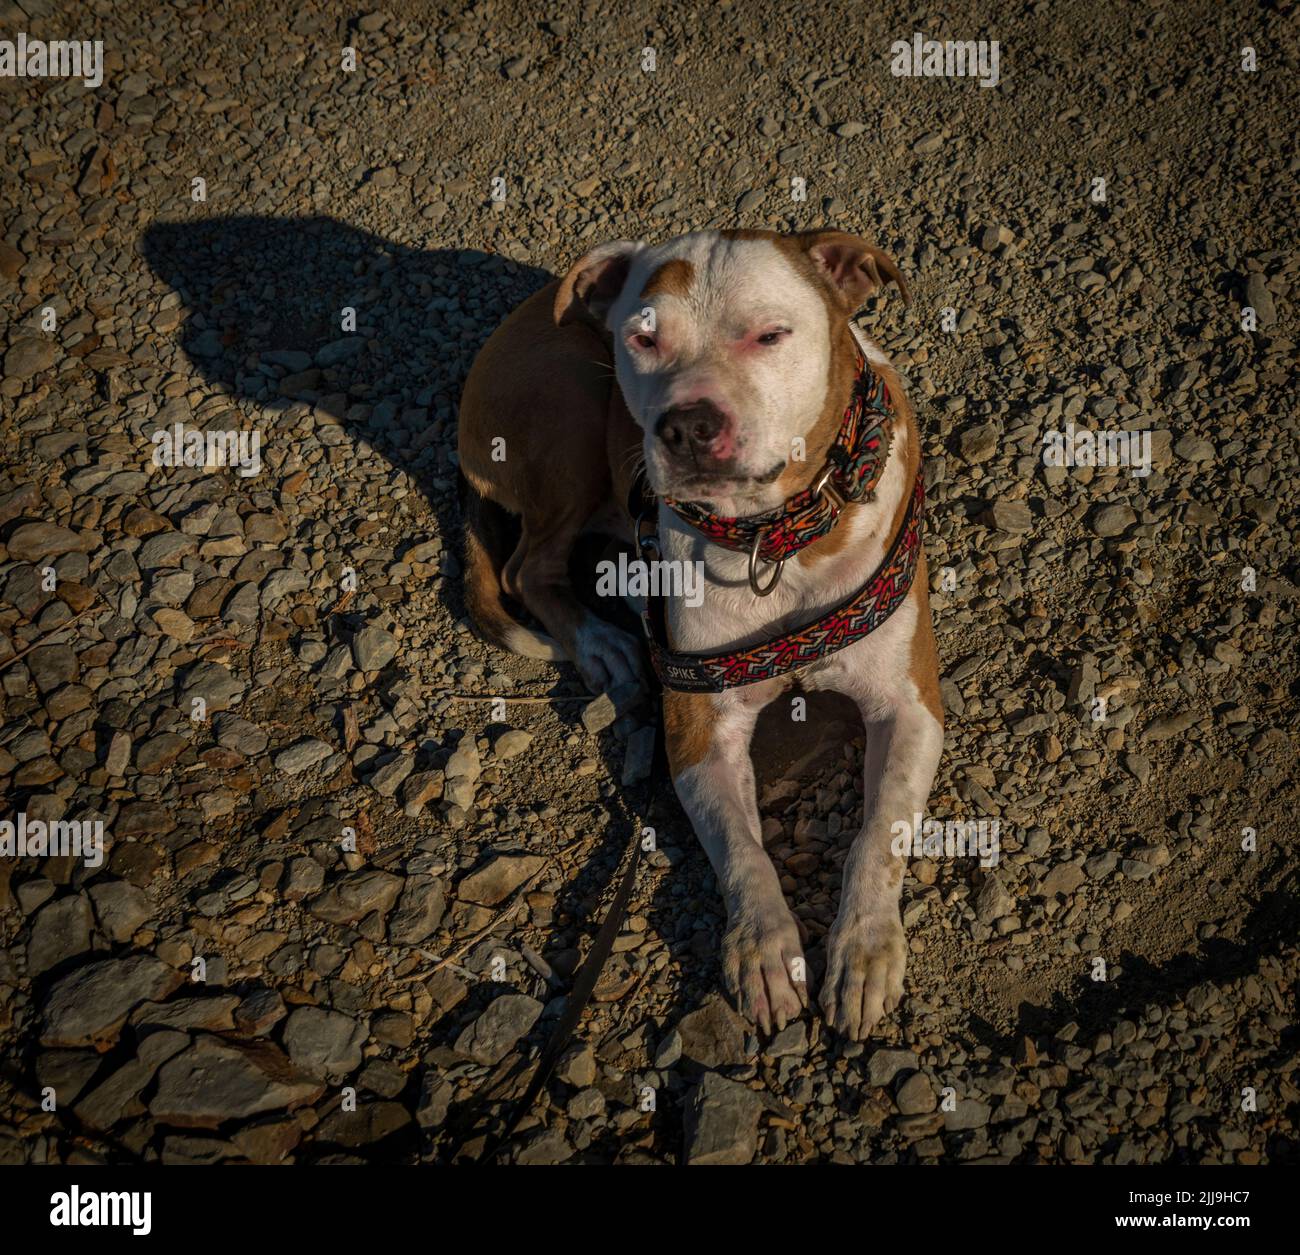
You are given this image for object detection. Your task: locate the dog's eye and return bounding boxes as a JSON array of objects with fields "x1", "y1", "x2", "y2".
[
  {"x1": 757, "y1": 329, "x2": 789, "y2": 346},
  {"x1": 631, "y1": 333, "x2": 657, "y2": 351}
]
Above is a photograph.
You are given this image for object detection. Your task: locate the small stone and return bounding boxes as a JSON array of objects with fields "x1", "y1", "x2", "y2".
[
  {"x1": 275, "y1": 738, "x2": 333, "y2": 775},
  {"x1": 308, "y1": 870, "x2": 403, "y2": 924},
  {"x1": 975, "y1": 873, "x2": 1015, "y2": 924},
  {"x1": 868, "y1": 1048, "x2": 919, "y2": 1087},
  {"x1": 281, "y1": 857, "x2": 325, "y2": 901},
  {"x1": 151, "y1": 1034, "x2": 323, "y2": 1127},
  {"x1": 766, "y1": 1022, "x2": 808, "y2": 1058},
  {"x1": 1245, "y1": 271, "x2": 1276, "y2": 326},
  {"x1": 400, "y1": 770, "x2": 444, "y2": 815},
  {"x1": 493, "y1": 729, "x2": 533, "y2": 759},
  {"x1": 105, "y1": 731, "x2": 132, "y2": 776},
  {"x1": 87, "y1": 880, "x2": 152, "y2": 942},
  {"x1": 281, "y1": 1007, "x2": 367, "y2": 1080},
  {"x1": 979, "y1": 224, "x2": 1014, "y2": 251},
  {"x1": 983, "y1": 500, "x2": 1033, "y2": 532},
  {"x1": 1144, "y1": 711, "x2": 1195, "y2": 742},
  {"x1": 454, "y1": 994, "x2": 543, "y2": 1065},
  {"x1": 457, "y1": 853, "x2": 544, "y2": 906},
  {"x1": 1089, "y1": 504, "x2": 1136, "y2": 537},
  {"x1": 556, "y1": 1042, "x2": 598, "y2": 1088},
  {"x1": 152, "y1": 608, "x2": 195, "y2": 641},
  {"x1": 27, "y1": 894, "x2": 93, "y2": 976},
  {"x1": 1041, "y1": 861, "x2": 1086, "y2": 897},
  {"x1": 444, "y1": 739, "x2": 481, "y2": 781},
  {"x1": 41, "y1": 956, "x2": 183, "y2": 1049},
  {"x1": 6, "y1": 522, "x2": 94, "y2": 562},
  {"x1": 676, "y1": 997, "x2": 747, "y2": 1068},
  {"x1": 214, "y1": 715, "x2": 268, "y2": 756},
  {"x1": 958, "y1": 422, "x2": 999, "y2": 463},
  {"x1": 315, "y1": 1100, "x2": 412, "y2": 1148},
  {"x1": 387, "y1": 876, "x2": 446, "y2": 945},
  {"x1": 944, "y1": 1098, "x2": 992, "y2": 1130},
  {"x1": 368, "y1": 752, "x2": 414, "y2": 797},
  {"x1": 896, "y1": 1071, "x2": 937, "y2": 1115},
  {"x1": 351, "y1": 625, "x2": 398, "y2": 671},
  {"x1": 4, "y1": 336, "x2": 56, "y2": 380}
]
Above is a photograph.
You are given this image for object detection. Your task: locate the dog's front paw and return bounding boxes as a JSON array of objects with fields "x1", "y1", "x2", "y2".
[
  {"x1": 820, "y1": 908, "x2": 906, "y2": 1041},
  {"x1": 721, "y1": 908, "x2": 808, "y2": 1036},
  {"x1": 574, "y1": 617, "x2": 645, "y2": 694}
]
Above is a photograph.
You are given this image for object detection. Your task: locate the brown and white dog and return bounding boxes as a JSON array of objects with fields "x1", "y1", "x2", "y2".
[{"x1": 458, "y1": 229, "x2": 942, "y2": 1041}]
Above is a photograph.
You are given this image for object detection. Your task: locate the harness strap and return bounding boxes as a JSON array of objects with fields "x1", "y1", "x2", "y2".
[{"x1": 642, "y1": 469, "x2": 925, "y2": 693}]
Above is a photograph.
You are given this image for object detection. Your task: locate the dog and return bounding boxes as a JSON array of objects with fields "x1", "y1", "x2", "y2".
[{"x1": 458, "y1": 229, "x2": 942, "y2": 1041}]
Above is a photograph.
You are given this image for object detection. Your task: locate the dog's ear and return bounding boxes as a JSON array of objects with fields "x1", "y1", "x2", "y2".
[
  {"x1": 798, "y1": 231, "x2": 910, "y2": 308},
  {"x1": 554, "y1": 240, "x2": 641, "y2": 329}
]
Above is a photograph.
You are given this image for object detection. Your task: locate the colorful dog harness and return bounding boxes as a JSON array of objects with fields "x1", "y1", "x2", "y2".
[{"x1": 634, "y1": 352, "x2": 927, "y2": 694}]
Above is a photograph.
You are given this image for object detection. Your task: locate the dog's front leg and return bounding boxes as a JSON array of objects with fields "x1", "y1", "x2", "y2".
[
  {"x1": 664, "y1": 689, "x2": 807, "y2": 1035},
  {"x1": 821, "y1": 700, "x2": 943, "y2": 1040}
]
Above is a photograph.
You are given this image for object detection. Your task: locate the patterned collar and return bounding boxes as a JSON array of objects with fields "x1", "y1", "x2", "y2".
[
  {"x1": 664, "y1": 352, "x2": 894, "y2": 581},
  {"x1": 641, "y1": 469, "x2": 925, "y2": 693}
]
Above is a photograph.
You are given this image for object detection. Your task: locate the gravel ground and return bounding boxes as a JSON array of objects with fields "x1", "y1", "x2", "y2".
[{"x1": 0, "y1": 0, "x2": 1296, "y2": 1165}]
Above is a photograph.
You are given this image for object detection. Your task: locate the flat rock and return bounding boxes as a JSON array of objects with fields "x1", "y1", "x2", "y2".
[
  {"x1": 1089, "y1": 504, "x2": 1136, "y2": 537},
  {"x1": 27, "y1": 893, "x2": 94, "y2": 976},
  {"x1": 352, "y1": 625, "x2": 398, "y2": 671},
  {"x1": 4, "y1": 336, "x2": 56, "y2": 380},
  {"x1": 1144, "y1": 711, "x2": 1196, "y2": 742},
  {"x1": 493, "y1": 729, "x2": 533, "y2": 759},
  {"x1": 868, "y1": 1048, "x2": 919, "y2": 1087},
  {"x1": 42, "y1": 955, "x2": 184, "y2": 1049},
  {"x1": 683, "y1": 1073, "x2": 762, "y2": 1165},
  {"x1": 314, "y1": 1100, "x2": 412, "y2": 1148},
  {"x1": 150, "y1": 1034, "x2": 323, "y2": 1128},
  {"x1": 6, "y1": 522, "x2": 94, "y2": 562},
  {"x1": 307, "y1": 870, "x2": 403, "y2": 924},
  {"x1": 387, "y1": 876, "x2": 446, "y2": 945},
  {"x1": 275, "y1": 738, "x2": 334, "y2": 775}
]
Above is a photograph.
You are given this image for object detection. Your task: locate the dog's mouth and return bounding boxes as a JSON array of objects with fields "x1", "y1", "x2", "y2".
[{"x1": 662, "y1": 459, "x2": 787, "y2": 502}]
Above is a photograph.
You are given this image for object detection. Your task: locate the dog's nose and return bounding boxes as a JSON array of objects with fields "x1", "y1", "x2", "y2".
[{"x1": 656, "y1": 400, "x2": 730, "y2": 461}]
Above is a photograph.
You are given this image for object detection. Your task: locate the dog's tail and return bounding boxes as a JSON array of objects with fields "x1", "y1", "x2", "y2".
[{"x1": 459, "y1": 471, "x2": 565, "y2": 662}]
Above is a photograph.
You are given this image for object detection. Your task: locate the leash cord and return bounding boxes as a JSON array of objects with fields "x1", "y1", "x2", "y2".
[{"x1": 473, "y1": 707, "x2": 662, "y2": 1163}]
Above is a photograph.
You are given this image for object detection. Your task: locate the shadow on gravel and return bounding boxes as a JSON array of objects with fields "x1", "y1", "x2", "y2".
[
  {"x1": 140, "y1": 213, "x2": 551, "y2": 614},
  {"x1": 1004, "y1": 883, "x2": 1300, "y2": 1047}
]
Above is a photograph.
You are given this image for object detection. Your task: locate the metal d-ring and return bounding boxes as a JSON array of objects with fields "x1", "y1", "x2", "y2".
[{"x1": 748, "y1": 529, "x2": 785, "y2": 596}]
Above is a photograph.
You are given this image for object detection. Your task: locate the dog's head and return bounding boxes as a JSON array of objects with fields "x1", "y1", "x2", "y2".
[{"x1": 555, "y1": 228, "x2": 907, "y2": 509}]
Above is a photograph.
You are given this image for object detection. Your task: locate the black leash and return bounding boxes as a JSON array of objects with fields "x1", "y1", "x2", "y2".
[{"x1": 473, "y1": 708, "x2": 661, "y2": 1163}]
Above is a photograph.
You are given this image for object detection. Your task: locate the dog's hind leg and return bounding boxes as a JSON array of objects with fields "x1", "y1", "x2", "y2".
[
  {"x1": 460, "y1": 472, "x2": 565, "y2": 661},
  {"x1": 512, "y1": 507, "x2": 644, "y2": 695}
]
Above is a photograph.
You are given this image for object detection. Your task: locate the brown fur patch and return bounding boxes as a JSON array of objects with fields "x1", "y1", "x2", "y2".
[
  {"x1": 640, "y1": 258, "x2": 694, "y2": 301},
  {"x1": 908, "y1": 565, "x2": 944, "y2": 726},
  {"x1": 663, "y1": 689, "x2": 716, "y2": 773}
]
